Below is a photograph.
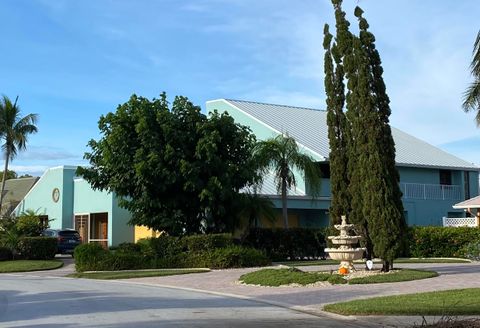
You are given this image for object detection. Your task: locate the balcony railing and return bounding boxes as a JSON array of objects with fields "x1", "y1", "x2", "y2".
[{"x1": 400, "y1": 183, "x2": 462, "y2": 200}]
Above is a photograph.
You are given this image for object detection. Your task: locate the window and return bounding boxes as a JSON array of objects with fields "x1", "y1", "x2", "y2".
[
  {"x1": 318, "y1": 163, "x2": 330, "y2": 179},
  {"x1": 439, "y1": 170, "x2": 452, "y2": 185},
  {"x1": 39, "y1": 215, "x2": 49, "y2": 229},
  {"x1": 464, "y1": 171, "x2": 470, "y2": 200}
]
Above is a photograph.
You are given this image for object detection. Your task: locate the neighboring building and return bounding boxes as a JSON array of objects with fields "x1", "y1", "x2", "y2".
[
  {"x1": 1, "y1": 176, "x2": 39, "y2": 217},
  {"x1": 13, "y1": 99, "x2": 480, "y2": 245},
  {"x1": 206, "y1": 99, "x2": 480, "y2": 228},
  {"x1": 13, "y1": 166, "x2": 158, "y2": 247}
]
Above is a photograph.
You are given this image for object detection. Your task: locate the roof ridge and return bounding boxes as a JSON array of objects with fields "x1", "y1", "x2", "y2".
[{"x1": 224, "y1": 99, "x2": 326, "y2": 113}]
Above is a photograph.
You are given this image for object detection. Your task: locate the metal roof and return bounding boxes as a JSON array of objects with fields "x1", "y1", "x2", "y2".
[
  {"x1": 242, "y1": 172, "x2": 306, "y2": 196},
  {"x1": 220, "y1": 99, "x2": 478, "y2": 170}
]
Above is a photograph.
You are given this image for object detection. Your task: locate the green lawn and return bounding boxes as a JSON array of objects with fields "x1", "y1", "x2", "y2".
[
  {"x1": 239, "y1": 268, "x2": 345, "y2": 286},
  {"x1": 240, "y1": 268, "x2": 438, "y2": 286},
  {"x1": 277, "y1": 258, "x2": 470, "y2": 267},
  {"x1": 348, "y1": 269, "x2": 438, "y2": 284},
  {"x1": 324, "y1": 288, "x2": 480, "y2": 315},
  {"x1": 0, "y1": 260, "x2": 63, "y2": 273},
  {"x1": 68, "y1": 268, "x2": 210, "y2": 280}
]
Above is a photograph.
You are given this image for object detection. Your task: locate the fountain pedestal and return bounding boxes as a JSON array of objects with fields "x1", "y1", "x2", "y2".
[{"x1": 324, "y1": 215, "x2": 366, "y2": 274}]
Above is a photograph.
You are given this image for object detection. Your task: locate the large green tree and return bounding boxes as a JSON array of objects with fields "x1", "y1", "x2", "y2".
[
  {"x1": 78, "y1": 93, "x2": 258, "y2": 235},
  {"x1": 325, "y1": 1, "x2": 406, "y2": 271},
  {"x1": 463, "y1": 31, "x2": 480, "y2": 123},
  {"x1": 254, "y1": 134, "x2": 321, "y2": 229},
  {"x1": 0, "y1": 96, "x2": 38, "y2": 213},
  {"x1": 323, "y1": 22, "x2": 349, "y2": 225}
]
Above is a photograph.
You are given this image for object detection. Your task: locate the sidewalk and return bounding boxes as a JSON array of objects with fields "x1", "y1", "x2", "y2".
[{"x1": 126, "y1": 262, "x2": 480, "y2": 327}]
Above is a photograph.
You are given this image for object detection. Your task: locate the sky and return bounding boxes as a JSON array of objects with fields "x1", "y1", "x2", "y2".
[{"x1": 0, "y1": 0, "x2": 479, "y2": 176}]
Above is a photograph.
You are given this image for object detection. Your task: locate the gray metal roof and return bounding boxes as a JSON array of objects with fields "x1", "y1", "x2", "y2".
[{"x1": 222, "y1": 99, "x2": 478, "y2": 170}]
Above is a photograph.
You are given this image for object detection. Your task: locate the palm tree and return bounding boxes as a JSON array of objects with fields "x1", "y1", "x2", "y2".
[
  {"x1": 463, "y1": 31, "x2": 480, "y2": 123},
  {"x1": 254, "y1": 134, "x2": 321, "y2": 229},
  {"x1": 0, "y1": 96, "x2": 38, "y2": 213}
]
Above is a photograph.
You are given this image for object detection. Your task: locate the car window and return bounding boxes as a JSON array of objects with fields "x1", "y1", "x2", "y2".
[{"x1": 59, "y1": 231, "x2": 80, "y2": 238}]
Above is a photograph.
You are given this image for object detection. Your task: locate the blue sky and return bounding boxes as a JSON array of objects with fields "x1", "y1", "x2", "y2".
[{"x1": 1, "y1": 0, "x2": 479, "y2": 176}]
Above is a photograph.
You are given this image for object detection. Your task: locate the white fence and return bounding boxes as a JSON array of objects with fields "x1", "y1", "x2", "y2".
[{"x1": 442, "y1": 217, "x2": 479, "y2": 227}]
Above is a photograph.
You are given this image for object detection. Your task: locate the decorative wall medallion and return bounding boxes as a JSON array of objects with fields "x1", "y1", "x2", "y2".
[{"x1": 52, "y1": 188, "x2": 60, "y2": 203}]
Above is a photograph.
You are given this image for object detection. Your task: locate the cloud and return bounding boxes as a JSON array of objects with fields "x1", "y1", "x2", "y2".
[{"x1": 16, "y1": 146, "x2": 79, "y2": 161}]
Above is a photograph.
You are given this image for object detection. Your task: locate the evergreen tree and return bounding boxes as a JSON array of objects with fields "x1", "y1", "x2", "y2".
[
  {"x1": 323, "y1": 23, "x2": 349, "y2": 225},
  {"x1": 329, "y1": 0, "x2": 374, "y2": 258},
  {"x1": 325, "y1": 0, "x2": 407, "y2": 271},
  {"x1": 354, "y1": 7, "x2": 406, "y2": 271}
]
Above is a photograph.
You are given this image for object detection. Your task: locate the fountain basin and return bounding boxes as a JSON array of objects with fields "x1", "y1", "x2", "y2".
[
  {"x1": 325, "y1": 248, "x2": 365, "y2": 261},
  {"x1": 328, "y1": 236, "x2": 361, "y2": 245}
]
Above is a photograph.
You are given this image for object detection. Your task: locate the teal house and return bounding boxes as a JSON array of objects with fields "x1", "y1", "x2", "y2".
[
  {"x1": 207, "y1": 99, "x2": 480, "y2": 228},
  {"x1": 13, "y1": 166, "x2": 137, "y2": 247}
]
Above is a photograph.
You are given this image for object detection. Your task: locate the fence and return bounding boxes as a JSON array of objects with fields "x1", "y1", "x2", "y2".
[
  {"x1": 442, "y1": 217, "x2": 479, "y2": 227},
  {"x1": 400, "y1": 183, "x2": 462, "y2": 200}
]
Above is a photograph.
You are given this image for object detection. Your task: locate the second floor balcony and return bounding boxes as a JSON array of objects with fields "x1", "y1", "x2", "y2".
[{"x1": 400, "y1": 182, "x2": 462, "y2": 201}]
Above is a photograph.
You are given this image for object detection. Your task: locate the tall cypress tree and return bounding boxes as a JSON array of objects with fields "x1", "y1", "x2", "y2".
[
  {"x1": 325, "y1": 0, "x2": 406, "y2": 271},
  {"x1": 323, "y1": 23, "x2": 349, "y2": 225},
  {"x1": 354, "y1": 7, "x2": 406, "y2": 271},
  {"x1": 328, "y1": 0, "x2": 374, "y2": 258}
]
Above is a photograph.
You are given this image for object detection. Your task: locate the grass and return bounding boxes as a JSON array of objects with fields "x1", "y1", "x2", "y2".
[
  {"x1": 68, "y1": 268, "x2": 210, "y2": 280},
  {"x1": 0, "y1": 260, "x2": 63, "y2": 273},
  {"x1": 348, "y1": 269, "x2": 438, "y2": 284},
  {"x1": 239, "y1": 268, "x2": 345, "y2": 286},
  {"x1": 240, "y1": 268, "x2": 438, "y2": 287},
  {"x1": 323, "y1": 288, "x2": 480, "y2": 316},
  {"x1": 277, "y1": 258, "x2": 470, "y2": 267}
]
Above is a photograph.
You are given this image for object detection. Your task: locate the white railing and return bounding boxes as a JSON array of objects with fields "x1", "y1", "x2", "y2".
[
  {"x1": 400, "y1": 183, "x2": 462, "y2": 200},
  {"x1": 442, "y1": 217, "x2": 479, "y2": 227}
]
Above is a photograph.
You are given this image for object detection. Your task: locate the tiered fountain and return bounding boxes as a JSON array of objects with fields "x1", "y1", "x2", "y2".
[{"x1": 324, "y1": 215, "x2": 366, "y2": 274}]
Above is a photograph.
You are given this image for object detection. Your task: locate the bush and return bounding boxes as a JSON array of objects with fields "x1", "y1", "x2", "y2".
[
  {"x1": 17, "y1": 237, "x2": 57, "y2": 260},
  {"x1": 115, "y1": 242, "x2": 142, "y2": 254},
  {"x1": 242, "y1": 228, "x2": 327, "y2": 261},
  {"x1": 461, "y1": 241, "x2": 480, "y2": 261},
  {"x1": 180, "y1": 234, "x2": 233, "y2": 253},
  {"x1": 408, "y1": 226, "x2": 480, "y2": 258},
  {"x1": 0, "y1": 246, "x2": 12, "y2": 261},
  {"x1": 104, "y1": 252, "x2": 143, "y2": 270},
  {"x1": 16, "y1": 210, "x2": 45, "y2": 237},
  {"x1": 206, "y1": 246, "x2": 270, "y2": 269},
  {"x1": 74, "y1": 243, "x2": 108, "y2": 272},
  {"x1": 149, "y1": 235, "x2": 182, "y2": 258}
]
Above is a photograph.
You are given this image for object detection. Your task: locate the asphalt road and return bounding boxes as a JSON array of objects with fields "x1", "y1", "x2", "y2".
[{"x1": 0, "y1": 274, "x2": 372, "y2": 328}]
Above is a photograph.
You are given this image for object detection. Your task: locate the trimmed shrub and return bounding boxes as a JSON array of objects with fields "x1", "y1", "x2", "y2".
[
  {"x1": 207, "y1": 246, "x2": 270, "y2": 269},
  {"x1": 17, "y1": 237, "x2": 57, "y2": 260},
  {"x1": 104, "y1": 252, "x2": 143, "y2": 270},
  {"x1": 0, "y1": 247, "x2": 13, "y2": 261},
  {"x1": 242, "y1": 228, "x2": 327, "y2": 261},
  {"x1": 461, "y1": 241, "x2": 480, "y2": 261},
  {"x1": 116, "y1": 242, "x2": 142, "y2": 254},
  {"x1": 74, "y1": 243, "x2": 108, "y2": 272},
  {"x1": 408, "y1": 226, "x2": 480, "y2": 258},
  {"x1": 149, "y1": 235, "x2": 182, "y2": 258},
  {"x1": 180, "y1": 234, "x2": 233, "y2": 253}
]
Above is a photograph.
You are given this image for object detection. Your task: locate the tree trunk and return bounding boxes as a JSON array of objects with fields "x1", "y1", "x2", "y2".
[
  {"x1": 381, "y1": 259, "x2": 390, "y2": 272},
  {"x1": 282, "y1": 179, "x2": 288, "y2": 229},
  {"x1": 0, "y1": 152, "x2": 10, "y2": 217}
]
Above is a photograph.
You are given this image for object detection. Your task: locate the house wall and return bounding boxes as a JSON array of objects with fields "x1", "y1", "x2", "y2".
[
  {"x1": 73, "y1": 179, "x2": 134, "y2": 246},
  {"x1": 14, "y1": 166, "x2": 76, "y2": 229}
]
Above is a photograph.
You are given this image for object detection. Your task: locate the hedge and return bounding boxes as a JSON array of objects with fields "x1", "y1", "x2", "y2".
[
  {"x1": 242, "y1": 228, "x2": 327, "y2": 261},
  {"x1": 408, "y1": 226, "x2": 480, "y2": 258},
  {"x1": 0, "y1": 247, "x2": 13, "y2": 261},
  {"x1": 74, "y1": 234, "x2": 269, "y2": 272},
  {"x1": 17, "y1": 237, "x2": 57, "y2": 260}
]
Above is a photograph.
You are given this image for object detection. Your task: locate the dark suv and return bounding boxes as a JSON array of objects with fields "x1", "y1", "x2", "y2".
[{"x1": 42, "y1": 229, "x2": 82, "y2": 256}]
